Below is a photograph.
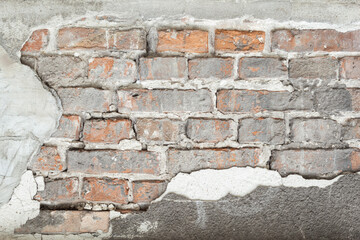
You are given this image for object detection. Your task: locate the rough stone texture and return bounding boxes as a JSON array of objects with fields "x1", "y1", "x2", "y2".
[
  {"x1": 67, "y1": 150, "x2": 161, "y2": 175},
  {"x1": 34, "y1": 178, "x2": 79, "y2": 203},
  {"x1": 157, "y1": 30, "x2": 208, "y2": 53},
  {"x1": 20, "y1": 29, "x2": 48, "y2": 53},
  {"x1": 238, "y1": 57, "x2": 287, "y2": 79},
  {"x1": 29, "y1": 146, "x2": 64, "y2": 173},
  {"x1": 189, "y1": 58, "x2": 233, "y2": 79},
  {"x1": 168, "y1": 148, "x2": 261, "y2": 175},
  {"x1": 110, "y1": 174, "x2": 360, "y2": 240},
  {"x1": 140, "y1": 57, "x2": 186, "y2": 80},
  {"x1": 340, "y1": 56, "x2": 360, "y2": 79},
  {"x1": 238, "y1": 118, "x2": 285, "y2": 144},
  {"x1": 290, "y1": 118, "x2": 342, "y2": 143},
  {"x1": 289, "y1": 57, "x2": 338, "y2": 79},
  {"x1": 217, "y1": 90, "x2": 313, "y2": 112},
  {"x1": 51, "y1": 115, "x2": 81, "y2": 140},
  {"x1": 215, "y1": 30, "x2": 265, "y2": 52},
  {"x1": 82, "y1": 119, "x2": 132, "y2": 143},
  {"x1": 108, "y1": 29, "x2": 146, "y2": 50},
  {"x1": 314, "y1": 88, "x2": 352, "y2": 112},
  {"x1": 82, "y1": 178, "x2": 128, "y2": 203},
  {"x1": 136, "y1": 118, "x2": 183, "y2": 143},
  {"x1": 271, "y1": 149, "x2": 360, "y2": 178},
  {"x1": 132, "y1": 181, "x2": 167, "y2": 204},
  {"x1": 186, "y1": 119, "x2": 234, "y2": 143},
  {"x1": 118, "y1": 89, "x2": 213, "y2": 113},
  {"x1": 343, "y1": 119, "x2": 360, "y2": 140},
  {"x1": 58, "y1": 27, "x2": 107, "y2": 50}
]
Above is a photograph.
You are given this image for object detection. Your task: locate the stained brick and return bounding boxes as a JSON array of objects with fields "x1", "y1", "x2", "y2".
[
  {"x1": 289, "y1": 57, "x2": 338, "y2": 79},
  {"x1": 349, "y1": 88, "x2": 360, "y2": 111},
  {"x1": 314, "y1": 88, "x2": 352, "y2": 112},
  {"x1": 82, "y1": 178, "x2": 128, "y2": 203},
  {"x1": 343, "y1": 119, "x2": 360, "y2": 140},
  {"x1": 215, "y1": 30, "x2": 265, "y2": 52},
  {"x1": 118, "y1": 89, "x2": 213, "y2": 113},
  {"x1": 21, "y1": 29, "x2": 49, "y2": 52},
  {"x1": 272, "y1": 29, "x2": 360, "y2": 52},
  {"x1": 15, "y1": 211, "x2": 109, "y2": 234},
  {"x1": 186, "y1": 119, "x2": 234, "y2": 143},
  {"x1": 82, "y1": 119, "x2": 132, "y2": 143},
  {"x1": 271, "y1": 149, "x2": 360, "y2": 178},
  {"x1": 29, "y1": 146, "x2": 64, "y2": 173},
  {"x1": 217, "y1": 90, "x2": 313, "y2": 113},
  {"x1": 57, "y1": 88, "x2": 114, "y2": 113},
  {"x1": 340, "y1": 57, "x2": 360, "y2": 79},
  {"x1": 290, "y1": 118, "x2": 341, "y2": 143},
  {"x1": 168, "y1": 148, "x2": 261, "y2": 175},
  {"x1": 189, "y1": 58, "x2": 234, "y2": 79},
  {"x1": 239, "y1": 118, "x2": 285, "y2": 144},
  {"x1": 51, "y1": 115, "x2": 81, "y2": 140},
  {"x1": 108, "y1": 29, "x2": 146, "y2": 50},
  {"x1": 34, "y1": 178, "x2": 79, "y2": 202},
  {"x1": 157, "y1": 30, "x2": 208, "y2": 53},
  {"x1": 132, "y1": 181, "x2": 167, "y2": 204},
  {"x1": 67, "y1": 150, "x2": 161, "y2": 175},
  {"x1": 58, "y1": 27, "x2": 107, "y2": 49},
  {"x1": 238, "y1": 57, "x2": 287, "y2": 79},
  {"x1": 136, "y1": 118, "x2": 183, "y2": 143},
  {"x1": 139, "y1": 57, "x2": 187, "y2": 80}
]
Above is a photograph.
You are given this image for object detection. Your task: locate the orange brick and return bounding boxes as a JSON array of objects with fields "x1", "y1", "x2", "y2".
[
  {"x1": 132, "y1": 181, "x2": 167, "y2": 204},
  {"x1": 157, "y1": 29, "x2": 208, "y2": 53},
  {"x1": 51, "y1": 115, "x2": 81, "y2": 140},
  {"x1": 21, "y1": 29, "x2": 49, "y2": 52},
  {"x1": 30, "y1": 146, "x2": 64, "y2": 173},
  {"x1": 88, "y1": 57, "x2": 136, "y2": 81},
  {"x1": 215, "y1": 30, "x2": 265, "y2": 52},
  {"x1": 109, "y1": 29, "x2": 146, "y2": 50},
  {"x1": 58, "y1": 27, "x2": 107, "y2": 49},
  {"x1": 34, "y1": 178, "x2": 79, "y2": 202}
]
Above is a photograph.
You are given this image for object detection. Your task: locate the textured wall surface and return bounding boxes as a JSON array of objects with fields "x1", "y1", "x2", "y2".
[{"x1": 1, "y1": 0, "x2": 360, "y2": 239}]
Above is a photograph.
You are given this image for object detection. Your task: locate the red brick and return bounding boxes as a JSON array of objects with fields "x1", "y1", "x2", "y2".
[
  {"x1": 186, "y1": 118, "x2": 234, "y2": 143},
  {"x1": 82, "y1": 178, "x2": 128, "y2": 203},
  {"x1": 67, "y1": 150, "x2": 161, "y2": 175},
  {"x1": 89, "y1": 57, "x2": 136, "y2": 82},
  {"x1": 82, "y1": 119, "x2": 132, "y2": 143},
  {"x1": 139, "y1": 57, "x2": 187, "y2": 80},
  {"x1": 272, "y1": 29, "x2": 360, "y2": 52},
  {"x1": 168, "y1": 148, "x2": 261, "y2": 175},
  {"x1": 15, "y1": 211, "x2": 109, "y2": 234},
  {"x1": 30, "y1": 146, "x2": 64, "y2": 173},
  {"x1": 189, "y1": 58, "x2": 234, "y2": 79},
  {"x1": 215, "y1": 30, "x2": 265, "y2": 52},
  {"x1": 340, "y1": 57, "x2": 360, "y2": 79},
  {"x1": 51, "y1": 115, "x2": 81, "y2": 140},
  {"x1": 109, "y1": 29, "x2": 146, "y2": 50},
  {"x1": 58, "y1": 27, "x2": 107, "y2": 49},
  {"x1": 239, "y1": 57, "x2": 287, "y2": 79},
  {"x1": 21, "y1": 29, "x2": 49, "y2": 52},
  {"x1": 34, "y1": 178, "x2": 79, "y2": 202},
  {"x1": 136, "y1": 118, "x2": 183, "y2": 143},
  {"x1": 132, "y1": 181, "x2": 167, "y2": 204},
  {"x1": 157, "y1": 29, "x2": 208, "y2": 53}
]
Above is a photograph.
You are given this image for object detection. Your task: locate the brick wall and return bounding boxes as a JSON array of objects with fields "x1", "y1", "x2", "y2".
[{"x1": 17, "y1": 17, "x2": 360, "y2": 234}]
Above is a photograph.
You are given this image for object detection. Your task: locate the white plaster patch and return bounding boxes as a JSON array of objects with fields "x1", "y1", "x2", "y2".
[
  {"x1": 156, "y1": 167, "x2": 342, "y2": 201},
  {"x1": 137, "y1": 221, "x2": 158, "y2": 234}
]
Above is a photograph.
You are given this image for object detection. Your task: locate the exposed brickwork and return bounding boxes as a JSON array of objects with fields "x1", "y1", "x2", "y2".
[
  {"x1": 340, "y1": 57, "x2": 360, "y2": 79},
  {"x1": 108, "y1": 29, "x2": 146, "y2": 50},
  {"x1": 51, "y1": 115, "x2": 82, "y2": 140},
  {"x1": 35, "y1": 178, "x2": 79, "y2": 202},
  {"x1": 289, "y1": 57, "x2": 338, "y2": 79},
  {"x1": 215, "y1": 30, "x2": 265, "y2": 52},
  {"x1": 136, "y1": 118, "x2": 183, "y2": 143},
  {"x1": 30, "y1": 146, "x2": 64, "y2": 173},
  {"x1": 239, "y1": 57, "x2": 287, "y2": 79},
  {"x1": 21, "y1": 29, "x2": 49, "y2": 52},
  {"x1": 58, "y1": 27, "x2": 107, "y2": 50},
  {"x1": 132, "y1": 181, "x2": 167, "y2": 204},
  {"x1": 82, "y1": 178, "x2": 128, "y2": 203},
  {"x1": 189, "y1": 58, "x2": 234, "y2": 79},
  {"x1": 140, "y1": 57, "x2": 187, "y2": 80}
]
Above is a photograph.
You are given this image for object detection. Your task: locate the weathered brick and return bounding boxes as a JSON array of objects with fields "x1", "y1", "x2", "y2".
[
  {"x1": 215, "y1": 30, "x2": 265, "y2": 52},
  {"x1": 343, "y1": 119, "x2": 360, "y2": 140},
  {"x1": 349, "y1": 88, "x2": 360, "y2": 111},
  {"x1": 217, "y1": 90, "x2": 313, "y2": 113},
  {"x1": 340, "y1": 57, "x2": 360, "y2": 79},
  {"x1": 189, "y1": 58, "x2": 234, "y2": 79},
  {"x1": 34, "y1": 178, "x2": 79, "y2": 202},
  {"x1": 58, "y1": 27, "x2": 107, "y2": 49},
  {"x1": 290, "y1": 118, "x2": 341, "y2": 143},
  {"x1": 82, "y1": 178, "x2": 128, "y2": 203},
  {"x1": 88, "y1": 57, "x2": 136, "y2": 84},
  {"x1": 139, "y1": 57, "x2": 187, "y2": 80},
  {"x1": 272, "y1": 29, "x2": 360, "y2": 52},
  {"x1": 29, "y1": 146, "x2": 64, "y2": 173},
  {"x1": 239, "y1": 57, "x2": 287, "y2": 79},
  {"x1": 57, "y1": 88, "x2": 114, "y2": 113},
  {"x1": 15, "y1": 211, "x2": 109, "y2": 234},
  {"x1": 37, "y1": 56, "x2": 87, "y2": 86},
  {"x1": 118, "y1": 89, "x2": 213, "y2": 113},
  {"x1": 157, "y1": 30, "x2": 208, "y2": 53},
  {"x1": 132, "y1": 181, "x2": 167, "y2": 204},
  {"x1": 168, "y1": 148, "x2": 261, "y2": 175},
  {"x1": 239, "y1": 118, "x2": 285, "y2": 144},
  {"x1": 314, "y1": 88, "x2": 352, "y2": 112},
  {"x1": 21, "y1": 29, "x2": 49, "y2": 52},
  {"x1": 82, "y1": 119, "x2": 132, "y2": 143},
  {"x1": 67, "y1": 150, "x2": 161, "y2": 174},
  {"x1": 271, "y1": 149, "x2": 360, "y2": 178},
  {"x1": 51, "y1": 115, "x2": 81, "y2": 140},
  {"x1": 289, "y1": 57, "x2": 338, "y2": 79},
  {"x1": 136, "y1": 118, "x2": 183, "y2": 143},
  {"x1": 186, "y1": 119, "x2": 234, "y2": 143},
  {"x1": 108, "y1": 29, "x2": 146, "y2": 50}
]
